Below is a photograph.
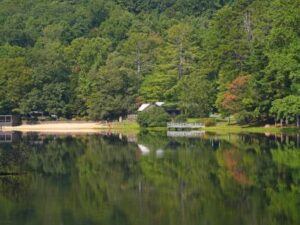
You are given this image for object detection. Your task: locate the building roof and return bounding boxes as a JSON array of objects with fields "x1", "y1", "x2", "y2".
[
  {"x1": 155, "y1": 102, "x2": 165, "y2": 106},
  {"x1": 138, "y1": 103, "x2": 151, "y2": 112},
  {"x1": 137, "y1": 102, "x2": 165, "y2": 112}
]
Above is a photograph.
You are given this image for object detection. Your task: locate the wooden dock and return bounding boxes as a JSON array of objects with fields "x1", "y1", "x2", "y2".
[{"x1": 167, "y1": 122, "x2": 205, "y2": 129}]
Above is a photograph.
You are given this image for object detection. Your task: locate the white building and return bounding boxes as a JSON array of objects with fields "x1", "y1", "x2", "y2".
[{"x1": 137, "y1": 102, "x2": 165, "y2": 112}]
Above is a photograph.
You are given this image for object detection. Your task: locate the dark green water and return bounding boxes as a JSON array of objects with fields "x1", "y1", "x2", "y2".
[{"x1": 0, "y1": 131, "x2": 300, "y2": 225}]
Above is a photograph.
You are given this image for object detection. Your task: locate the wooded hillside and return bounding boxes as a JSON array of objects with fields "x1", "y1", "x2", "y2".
[{"x1": 0, "y1": 0, "x2": 299, "y2": 124}]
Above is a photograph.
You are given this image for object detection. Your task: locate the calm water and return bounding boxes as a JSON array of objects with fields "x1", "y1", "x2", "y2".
[{"x1": 0, "y1": 131, "x2": 300, "y2": 225}]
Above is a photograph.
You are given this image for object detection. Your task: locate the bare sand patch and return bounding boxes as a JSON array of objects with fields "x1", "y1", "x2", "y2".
[{"x1": 2, "y1": 122, "x2": 109, "y2": 133}]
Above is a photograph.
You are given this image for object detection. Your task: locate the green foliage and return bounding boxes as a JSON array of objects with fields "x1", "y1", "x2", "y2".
[
  {"x1": 177, "y1": 75, "x2": 215, "y2": 117},
  {"x1": 65, "y1": 37, "x2": 112, "y2": 116},
  {"x1": 87, "y1": 52, "x2": 139, "y2": 120},
  {"x1": 99, "y1": 7, "x2": 133, "y2": 45},
  {"x1": 234, "y1": 110, "x2": 257, "y2": 125},
  {"x1": 0, "y1": 56, "x2": 32, "y2": 114},
  {"x1": 197, "y1": 118, "x2": 217, "y2": 127},
  {"x1": 0, "y1": 0, "x2": 299, "y2": 124},
  {"x1": 217, "y1": 75, "x2": 257, "y2": 123},
  {"x1": 173, "y1": 114, "x2": 187, "y2": 122},
  {"x1": 114, "y1": 0, "x2": 231, "y2": 15},
  {"x1": 270, "y1": 95, "x2": 300, "y2": 124},
  {"x1": 137, "y1": 107, "x2": 171, "y2": 127},
  {"x1": 203, "y1": 118, "x2": 217, "y2": 127}
]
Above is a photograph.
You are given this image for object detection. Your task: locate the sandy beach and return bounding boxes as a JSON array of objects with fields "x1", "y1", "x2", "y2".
[{"x1": 1, "y1": 122, "x2": 109, "y2": 133}]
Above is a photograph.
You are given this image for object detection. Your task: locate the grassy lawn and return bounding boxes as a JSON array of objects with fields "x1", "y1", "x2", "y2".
[
  {"x1": 111, "y1": 120, "x2": 139, "y2": 130},
  {"x1": 111, "y1": 121, "x2": 167, "y2": 132},
  {"x1": 187, "y1": 116, "x2": 300, "y2": 134},
  {"x1": 109, "y1": 120, "x2": 300, "y2": 134},
  {"x1": 203, "y1": 124, "x2": 300, "y2": 134}
]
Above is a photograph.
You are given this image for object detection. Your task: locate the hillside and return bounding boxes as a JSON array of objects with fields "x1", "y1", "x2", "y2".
[{"x1": 0, "y1": 0, "x2": 299, "y2": 124}]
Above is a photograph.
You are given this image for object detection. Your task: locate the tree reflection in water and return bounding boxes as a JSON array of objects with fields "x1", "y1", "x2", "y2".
[{"x1": 0, "y1": 132, "x2": 299, "y2": 225}]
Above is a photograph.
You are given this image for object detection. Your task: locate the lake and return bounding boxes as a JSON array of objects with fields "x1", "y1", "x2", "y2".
[{"x1": 0, "y1": 131, "x2": 300, "y2": 225}]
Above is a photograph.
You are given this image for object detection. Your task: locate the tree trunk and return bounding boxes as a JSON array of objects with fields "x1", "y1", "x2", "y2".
[
  {"x1": 286, "y1": 118, "x2": 289, "y2": 126},
  {"x1": 297, "y1": 115, "x2": 299, "y2": 128},
  {"x1": 244, "y1": 11, "x2": 253, "y2": 42},
  {"x1": 178, "y1": 41, "x2": 184, "y2": 79},
  {"x1": 136, "y1": 43, "x2": 142, "y2": 76},
  {"x1": 280, "y1": 119, "x2": 283, "y2": 127}
]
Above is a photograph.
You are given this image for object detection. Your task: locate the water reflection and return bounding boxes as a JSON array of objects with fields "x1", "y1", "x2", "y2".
[
  {"x1": 167, "y1": 130, "x2": 205, "y2": 137},
  {"x1": 0, "y1": 131, "x2": 299, "y2": 225},
  {"x1": 0, "y1": 131, "x2": 20, "y2": 143}
]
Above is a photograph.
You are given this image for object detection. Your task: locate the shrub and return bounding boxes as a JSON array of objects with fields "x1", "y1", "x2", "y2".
[
  {"x1": 197, "y1": 118, "x2": 216, "y2": 127},
  {"x1": 137, "y1": 107, "x2": 171, "y2": 127},
  {"x1": 235, "y1": 111, "x2": 257, "y2": 125},
  {"x1": 203, "y1": 118, "x2": 216, "y2": 127},
  {"x1": 173, "y1": 114, "x2": 187, "y2": 122}
]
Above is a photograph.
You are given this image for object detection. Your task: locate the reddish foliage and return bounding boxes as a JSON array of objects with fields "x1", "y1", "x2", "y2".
[
  {"x1": 228, "y1": 75, "x2": 251, "y2": 93},
  {"x1": 221, "y1": 93, "x2": 237, "y2": 111},
  {"x1": 223, "y1": 151, "x2": 252, "y2": 185},
  {"x1": 220, "y1": 75, "x2": 251, "y2": 113},
  {"x1": 223, "y1": 93, "x2": 237, "y2": 102}
]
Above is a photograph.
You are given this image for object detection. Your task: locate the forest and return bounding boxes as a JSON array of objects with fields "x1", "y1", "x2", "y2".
[{"x1": 0, "y1": 0, "x2": 299, "y2": 124}]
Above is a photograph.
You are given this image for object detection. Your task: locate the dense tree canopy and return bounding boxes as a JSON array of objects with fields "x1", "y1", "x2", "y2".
[{"x1": 0, "y1": 0, "x2": 299, "y2": 123}]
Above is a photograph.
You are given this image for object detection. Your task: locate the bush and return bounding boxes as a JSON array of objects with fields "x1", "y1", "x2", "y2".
[
  {"x1": 137, "y1": 107, "x2": 171, "y2": 127},
  {"x1": 204, "y1": 118, "x2": 216, "y2": 127},
  {"x1": 173, "y1": 114, "x2": 187, "y2": 122},
  {"x1": 197, "y1": 118, "x2": 216, "y2": 127},
  {"x1": 235, "y1": 111, "x2": 257, "y2": 125}
]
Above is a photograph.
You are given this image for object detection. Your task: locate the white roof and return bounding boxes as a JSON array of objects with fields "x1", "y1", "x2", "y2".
[
  {"x1": 138, "y1": 102, "x2": 165, "y2": 112},
  {"x1": 138, "y1": 104, "x2": 151, "y2": 112},
  {"x1": 155, "y1": 102, "x2": 165, "y2": 106}
]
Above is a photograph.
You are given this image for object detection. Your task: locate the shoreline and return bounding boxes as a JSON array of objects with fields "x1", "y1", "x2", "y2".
[
  {"x1": 1, "y1": 121, "x2": 299, "y2": 134},
  {"x1": 1, "y1": 122, "x2": 109, "y2": 133},
  {"x1": 203, "y1": 125, "x2": 300, "y2": 134}
]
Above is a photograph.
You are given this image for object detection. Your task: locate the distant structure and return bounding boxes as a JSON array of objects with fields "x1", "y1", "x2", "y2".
[
  {"x1": 137, "y1": 102, "x2": 165, "y2": 112},
  {"x1": 165, "y1": 108, "x2": 181, "y2": 116},
  {"x1": 0, "y1": 115, "x2": 21, "y2": 127},
  {"x1": 137, "y1": 102, "x2": 181, "y2": 116},
  {"x1": 127, "y1": 114, "x2": 138, "y2": 121}
]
